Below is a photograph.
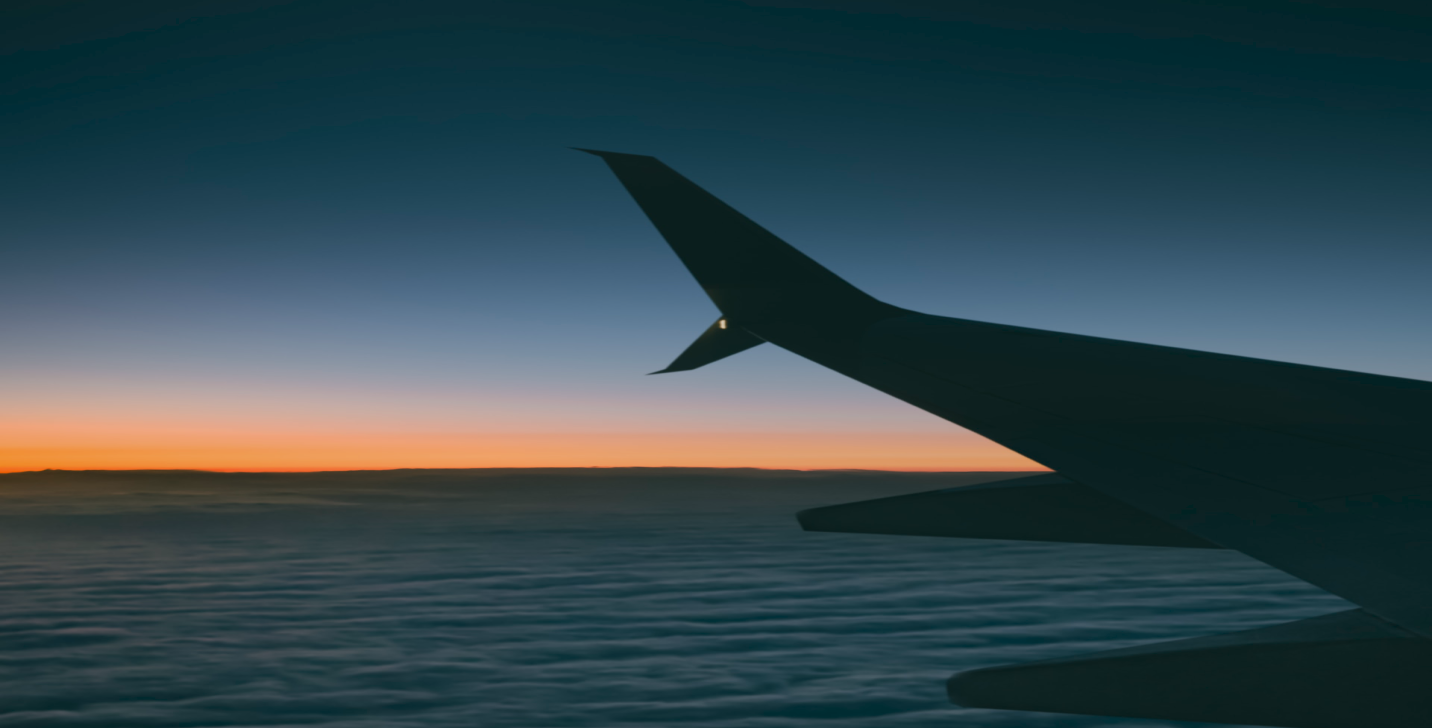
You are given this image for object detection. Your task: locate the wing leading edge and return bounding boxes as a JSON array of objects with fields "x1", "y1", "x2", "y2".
[{"x1": 579, "y1": 150, "x2": 1432, "y2": 728}]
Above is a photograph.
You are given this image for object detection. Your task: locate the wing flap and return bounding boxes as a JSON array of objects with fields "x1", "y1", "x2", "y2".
[
  {"x1": 797, "y1": 473, "x2": 1219, "y2": 548},
  {"x1": 949, "y1": 609, "x2": 1432, "y2": 728}
]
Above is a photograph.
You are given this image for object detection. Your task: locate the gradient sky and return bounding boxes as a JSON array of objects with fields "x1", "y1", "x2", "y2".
[{"x1": 4, "y1": 0, "x2": 1431, "y2": 472}]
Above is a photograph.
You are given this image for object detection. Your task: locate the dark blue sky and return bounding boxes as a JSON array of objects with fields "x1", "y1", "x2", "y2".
[{"x1": 5, "y1": 0, "x2": 1431, "y2": 470}]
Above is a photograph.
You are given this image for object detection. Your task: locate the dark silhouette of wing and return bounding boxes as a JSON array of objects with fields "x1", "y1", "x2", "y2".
[
  {"x1": 649, "y1": 317, "x2": 765, "y2": 374},
  {"x1": 580, "y1": 149, "x2": 1432, "y2": 728}
]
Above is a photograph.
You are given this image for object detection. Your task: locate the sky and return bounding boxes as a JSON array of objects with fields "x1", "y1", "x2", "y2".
[{"x1": 4, "y1": 0, "x2": 1432, "y2": 472}]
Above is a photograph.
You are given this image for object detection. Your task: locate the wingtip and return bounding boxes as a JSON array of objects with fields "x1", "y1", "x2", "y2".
[{"x1": 571, "y1": 147, "x2": 657, "y2": 160}]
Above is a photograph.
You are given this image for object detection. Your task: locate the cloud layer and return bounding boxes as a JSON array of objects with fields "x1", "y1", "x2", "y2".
[{"x1": 0, "y1": 470, "x2": 1344, "y2": 727}]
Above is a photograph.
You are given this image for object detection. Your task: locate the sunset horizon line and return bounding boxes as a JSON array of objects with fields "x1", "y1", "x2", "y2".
[{"x1": 0, "y1": 464, "x2": 1051, "y2": 476}]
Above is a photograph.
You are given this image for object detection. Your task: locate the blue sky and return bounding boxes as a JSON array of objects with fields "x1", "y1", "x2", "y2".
[{"x1": 4, "y1": 0, "x2": 1431, "y2": 470}]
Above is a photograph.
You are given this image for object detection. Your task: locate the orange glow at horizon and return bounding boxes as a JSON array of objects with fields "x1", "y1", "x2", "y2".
[{"x1": 0, "y1": 427, "x2": 1044, "y2": 473}]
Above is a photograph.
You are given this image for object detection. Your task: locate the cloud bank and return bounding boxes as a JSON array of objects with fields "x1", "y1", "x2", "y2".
[{"x1": 0, "y1": 469, "x2": 1343, "y2": 727}]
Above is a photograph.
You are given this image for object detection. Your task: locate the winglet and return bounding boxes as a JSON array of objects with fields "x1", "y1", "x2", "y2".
[
  {"x1": 650, "y1": 317, "x2": 765, "y2": 374},
  {"x1": 571, "y1": 147, "x2": 651, "y2": 159},
  {"x1": 576, "y1": 149, "x2": 901, "y2": 326}
]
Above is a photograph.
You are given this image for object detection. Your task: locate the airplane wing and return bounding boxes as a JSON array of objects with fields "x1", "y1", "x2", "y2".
[{"x1": 578, "y1": 149, "x2": 1432, "y2": 728}]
